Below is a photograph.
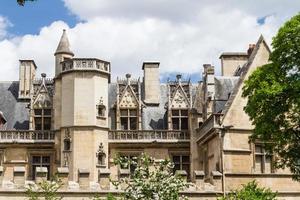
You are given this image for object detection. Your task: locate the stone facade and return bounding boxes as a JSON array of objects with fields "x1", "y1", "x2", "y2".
[{"x1": 0, "y1": 31, "x2": 300, "y2": 199}]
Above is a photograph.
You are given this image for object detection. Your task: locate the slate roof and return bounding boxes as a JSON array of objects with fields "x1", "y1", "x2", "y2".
[
  {"x1": 214, "y1": 76, "x2": 239, "y2": 113},
  {"x1": 55, "y1": 30, "x2": 74, "y2": 56},
  {"x1": 0, "y1": 81, "x2": 30, "y2": 130}
]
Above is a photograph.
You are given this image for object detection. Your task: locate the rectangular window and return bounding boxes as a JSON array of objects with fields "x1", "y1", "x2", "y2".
[
  {"x1": 172, "y1": 155, "x2": 190, "y2": 178},
  {"x1": 120, "y1": 155, "x2": 138, "y2": 175},
  {"x1": 34, "y1": 118, "x2": 42, "y2": 130},
  {"x1": 120, "y1": 109, "x2": 138, "y2": 130},
  {"x1": 43, "y1": 118, "x2": 51, "y2": 130},
  {"x1": 171, "y1": 109, "x2": 188, "y2": 130},
  {"x1": 31, "y1": 155, "x2": 51, "y2": 180},
  {"x1": 254, "y1": 144, "x2": 273, "y2": 174},
  {"x1": 34, "y1": 109, "x2": 52, "y2": 131}
]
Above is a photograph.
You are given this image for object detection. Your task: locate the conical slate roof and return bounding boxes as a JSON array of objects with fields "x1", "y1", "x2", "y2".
[{"x1": 54, "y1": 29, "x2": 74, "y2": 56}]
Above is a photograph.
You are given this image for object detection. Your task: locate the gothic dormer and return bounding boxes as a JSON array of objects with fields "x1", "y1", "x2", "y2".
[
  {"x1": 30, "y1": 73, "x2": 53, "y2": 131},
  {"x1": 167, "y1": 74, "x2": 192, "y2": 130},
  {"x1": 115, "y1": 74, "x2": 142, "y2": 130},
  {"x1": 168, "y1": 74, "x2": 192, "y2": 109}
]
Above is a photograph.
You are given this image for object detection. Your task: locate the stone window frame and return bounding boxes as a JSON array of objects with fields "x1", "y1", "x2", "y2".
[
  {"x1": 171, "y1": 154, "x2": 190, "y2": 179},
  {"x1": 29, "y1": 154, "x2": 52, "y2": 180},
  {"x1": 171, "y1": 109, "x2": 189, "y2": 130},
  {"x1": 120, "y1": 109, "x2": 138, "y2": 130},
  {"x1": 33, "y1": 108, "x2": 52, "y2": 131},
  {"x1": 253, "y1": 143, "x2": 274, "y2": 174},
  {"x1": 118, "y1": 152, "x2": 141, "y2": 175}
]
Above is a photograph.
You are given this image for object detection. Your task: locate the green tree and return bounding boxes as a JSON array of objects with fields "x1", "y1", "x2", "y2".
[
  {"x1": 26, "y1": 176, "x2": 63, "y2": 200},
  {"x1": 112, "y1": 153, "x2": 188, "y2": 200},
  {"x1": 242, "y1": 13, "x2": 300, "y2": 180},
  {"x1": 218, "y1": 181, "x2": 277, "y2": 200}
]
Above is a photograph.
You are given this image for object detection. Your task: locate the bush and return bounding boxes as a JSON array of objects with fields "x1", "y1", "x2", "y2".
[{"x1": 218, "y1": 180, "x2": 277, "y2": 200}]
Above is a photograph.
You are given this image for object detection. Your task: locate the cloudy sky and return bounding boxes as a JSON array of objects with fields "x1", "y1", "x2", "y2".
[{"x1": 0, "y1": 0, "x2": 299, "y2": 82}]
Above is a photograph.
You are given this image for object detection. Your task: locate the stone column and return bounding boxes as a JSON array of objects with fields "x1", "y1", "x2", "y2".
[
  {"x1": 57, "y1": 167, "x2": 69, "y2": 189},
  {"x1": 35, "y1": 167, "x2": 48, "y2": 184},
  {"x1": 99, "y1": 168, "x2": 110, "y2": 190},
  {"x1": 211, "y1": 171, "x2": 222, "y2": 191},
  {"x1": 78, "y1": 168, "x2": 90, "y2": 190},
  {"x1": 194, "y1": 171, "x2": 205, "y2": 190},
  {"x1": 13, "y1": 166, "x2": 25, "y2": 188}
]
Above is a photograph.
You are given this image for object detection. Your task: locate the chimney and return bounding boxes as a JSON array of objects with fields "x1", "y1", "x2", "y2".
[
  {"x1": 247, "y1": 44, "x2": 256, "y2": 56},
  {"x1": 142, "y1": 62, "x2": 160, "y2": 105},
  {"x1": 219, "y1": 52, "x2": 248, "y2": 76},
  {"x1": 18, "y1": 60, "x2": 37, "y2": 100}
]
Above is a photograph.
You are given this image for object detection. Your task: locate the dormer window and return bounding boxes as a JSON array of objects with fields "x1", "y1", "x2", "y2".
[
  {"x1": 34, "y1": 109, "x2": 51, "y2": 131},
  {"x1": 96, "y1": 97, "x2": 106, "y2": 118}
]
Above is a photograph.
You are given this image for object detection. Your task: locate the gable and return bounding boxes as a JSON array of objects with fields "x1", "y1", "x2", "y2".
[
  {"x1": 33, "y1": 85, "x2": 52, "y2": 108},
  {"x1": 222, "y1": 37, "x2": 271, "y2": 129},
  {"x1": 119, "y1": 86, "x2": 138, "y2": 108},
  {"x1": 170, "y1": 87, "x2": 190, "y2": 109}
]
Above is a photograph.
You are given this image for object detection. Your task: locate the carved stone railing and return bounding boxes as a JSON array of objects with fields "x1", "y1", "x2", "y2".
[
  {"x1": 196, "y1": 114, "x2": 223, "y2": 143},
  {"x1": 61, "y1": 58, "x2": 110, "y2": 74},
  {"x1": 109, "y1": 130, "x2": 190, "y2": 142},
  {"x1": 0, "y1": 130, "x2": 55, "y2": 143}
]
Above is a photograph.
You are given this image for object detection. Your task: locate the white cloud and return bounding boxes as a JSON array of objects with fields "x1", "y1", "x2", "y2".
[
  {"x1": 0, "y1": 1, "x2": 299, "y2": 81},
  {"x1": 0, "y1": 16, "x2": 11, "y2": 40}
]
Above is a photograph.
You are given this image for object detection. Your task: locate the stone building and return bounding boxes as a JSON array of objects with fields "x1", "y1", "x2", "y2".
[{"x1": 0, "y1": 30, "x2": 300, "y2": 199}]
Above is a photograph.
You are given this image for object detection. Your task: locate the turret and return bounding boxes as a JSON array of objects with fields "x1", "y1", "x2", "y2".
[{"x1": 54, "y1": 29, "x2": 74, "y2": 76}]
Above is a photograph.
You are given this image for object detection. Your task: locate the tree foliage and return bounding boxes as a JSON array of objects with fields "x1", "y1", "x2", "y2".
[
  {"x1": 242, "y1": 13, "x2": 300, "y2": 179},
  {"x1": 26, "y1": 176, "x2": 63, "y2": 200},
  {"x1": 218, "y1": 181, "x2": 277, "y2": 200},
  {"x1": 112, "y1": 153, "x2": 188, "y2": 200}
]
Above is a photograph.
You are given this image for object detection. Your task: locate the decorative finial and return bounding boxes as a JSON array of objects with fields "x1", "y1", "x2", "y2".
[
  {"x1": 176, "y1": 74, "x2": 182, "y2": 83},
  {"x1": 126, "y1": 74, "x2": 131, "y2": 85}
]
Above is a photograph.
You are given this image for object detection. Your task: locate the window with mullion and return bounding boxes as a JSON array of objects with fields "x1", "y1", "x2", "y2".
[
  {"x1": 172, "y1": 155, "x2": 190, "y2": 178},
  {"x1": 34, "y1": 109, "x2": 51, "y2": 131},
  {"x1": 31, "y1": 155, "x2": 51, "y2": 180},
  {"x1": 254, "y1": 144, "x2": 273, "y2": 173},
  {"x1": 120, "y1": 109, "x2": 138, "y2": 130},
  {"x1": 171, "y1": 109, "x2": 188, "y2": 130}
]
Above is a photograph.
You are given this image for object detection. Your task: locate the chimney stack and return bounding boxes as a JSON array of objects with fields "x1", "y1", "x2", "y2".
[
  {"x1": 247, "y1": 44, "x2": 256, "y2": 56},
  {"x1": 18, "y1": 60, "x2": 37, "y2": 100},
  {"x1": 142, "y1": 62, "x2": 160, "y2": 105}
]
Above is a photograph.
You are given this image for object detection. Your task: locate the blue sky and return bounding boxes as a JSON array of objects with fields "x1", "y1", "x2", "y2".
[
  {"x1": 0, "y1": 0, "x2": 77, "y2": 36},
  {"x1": 0, "y1": 0, "x2": 299, "y2": 82}
]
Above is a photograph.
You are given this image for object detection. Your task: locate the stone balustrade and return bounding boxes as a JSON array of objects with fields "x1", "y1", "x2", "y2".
[
  {"x1": 108, "y1": 130, "x2": 190, "y2": 142},
  {"x1": 61, "y1": 58, "x2": 110, "y2": 74},
  {"x1": 0, "y1": 130, "x2": 55, "y2": 143},
  {"x1": 196, "y1": 114, "x2": 223, "y2": 142}
]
